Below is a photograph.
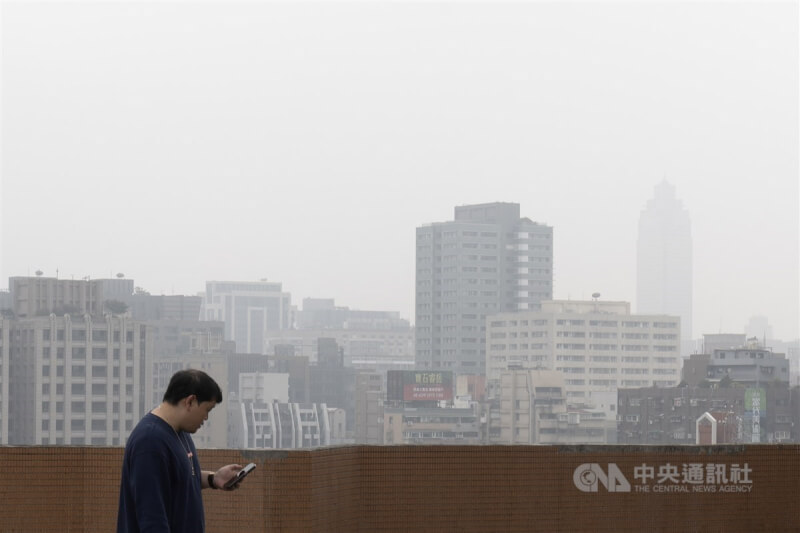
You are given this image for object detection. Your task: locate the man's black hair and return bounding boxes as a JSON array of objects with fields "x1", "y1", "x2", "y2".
[{"x1": 162, "y1": 369, "x2": 223, "y2": 405}]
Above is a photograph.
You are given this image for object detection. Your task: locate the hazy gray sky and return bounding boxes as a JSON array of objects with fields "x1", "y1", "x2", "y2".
[{"x1": 1, "y1": 1, "x2": 798, "y2": 340}]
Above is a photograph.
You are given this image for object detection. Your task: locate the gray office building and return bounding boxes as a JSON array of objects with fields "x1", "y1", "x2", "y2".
[{"x1": 415, "y1": 203, "x2": 553, "y2": 375}]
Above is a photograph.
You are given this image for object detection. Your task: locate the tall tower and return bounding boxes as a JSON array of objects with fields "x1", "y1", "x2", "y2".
[
  {"x1": 415, "y1": 202, "x2": 553, "y2": 375},
  {"x1": 637, "y1": 181, "x2": 693, "y2": 343}
]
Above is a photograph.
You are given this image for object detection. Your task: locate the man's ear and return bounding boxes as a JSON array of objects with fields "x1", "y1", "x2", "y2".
[{"x1": 185, "y1": 394, "x2": 197, "y2": 408}]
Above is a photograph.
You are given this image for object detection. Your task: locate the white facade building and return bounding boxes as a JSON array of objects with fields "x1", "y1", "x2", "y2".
[
  {"x1": 201, "y1": 280, "x2": 291, "y2": 354},
  {"x1": 486, "y1": 300, "x2": 682, "y2": 401},
  {"x1": 230, "y1": 371, "x2": 331, "y2": 449},
  {"x1": 8, "y1": 314, "x2": 152, "y2": 445}
]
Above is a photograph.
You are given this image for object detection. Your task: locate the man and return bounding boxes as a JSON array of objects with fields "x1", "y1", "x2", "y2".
[{"x1": 117, "y1": 369, "x2": 244, "y2": 532}]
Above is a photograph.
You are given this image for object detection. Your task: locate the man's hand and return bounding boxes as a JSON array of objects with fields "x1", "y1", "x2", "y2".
[{"x1": 210, "y1": 464, "x2": 243, "y2": 491}]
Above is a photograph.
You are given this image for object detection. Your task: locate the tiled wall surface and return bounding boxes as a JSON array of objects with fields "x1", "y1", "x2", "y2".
[{"x1": 0, "y1": 445, "x2": 797, "y2": 532}]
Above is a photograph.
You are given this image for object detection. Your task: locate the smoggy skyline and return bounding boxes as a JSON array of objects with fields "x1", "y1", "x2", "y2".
[{"x1": 1, "y1": 2, "x2": 798, "y2": 340}]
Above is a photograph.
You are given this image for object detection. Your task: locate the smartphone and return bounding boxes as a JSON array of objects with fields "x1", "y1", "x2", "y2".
[{"x1": 224, "y1": 462, "x2": 257, "y2": 489}]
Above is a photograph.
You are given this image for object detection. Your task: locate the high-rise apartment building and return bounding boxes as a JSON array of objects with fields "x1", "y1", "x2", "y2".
[
  {"x1": 636, "y1": 181, "x2": 693, "y2": 344},
  {"x1": 201, "y1": 280, "x2": 291, "y2": 354},
  {"x1": 415, "y1": 203, "x2": 553, "y2": 375},
  {"x1": 485, "y1": 300, "x2": 682, "y2": 401},
  {"x1": 7, "y1": 314, "x2": 152, "y2": 445}
]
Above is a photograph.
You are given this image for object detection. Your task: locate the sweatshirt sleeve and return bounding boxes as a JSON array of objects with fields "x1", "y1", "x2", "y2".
[{"x1": 129, "y1": 446, "x2": 173, "y2": 533}]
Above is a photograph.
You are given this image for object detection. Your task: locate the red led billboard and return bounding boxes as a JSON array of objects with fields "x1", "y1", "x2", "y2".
[{"x1": 388, "y1": 370, "x2": 453, "y2": 402}]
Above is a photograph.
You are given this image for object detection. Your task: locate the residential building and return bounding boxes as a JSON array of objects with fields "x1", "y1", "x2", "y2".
[
  {"x1": 0, "y1": 318, "x2": 9, "y2": 444},
  {"x1": 225, "y1": 351, "x2": 310, "y2": 404},
  {"x1": 262, "y1": 327, "x2": 414, "y2": 371},
  {"x1": 383, "y1": 369, "x2": 481, "y2": 444},
  {"x1": 764, "y1": 338, "x2": 800, "y2": 386},
  {"x1": 702, "y1": 333, "x2": 747, "y2": 356},
  {"x1": 327, "y1": 407, "x2": 348, "y2": 445},
  {"x1": 296, "y1": 298, "x2": 410, "y2": 330},
  {"x1": 228, "y1": 371, "x2": 289, "y2": 449},
  {"x1": 455, "y1": 374, "x2": 487, "y2": 403},
  {"x1": 309, "y1": 338, "x2": 356, "y2": 435},
  {"x1": 0, "y1": 290, "x2": 11, "y2": 313},
  {"x1": 7, "y1": 314, "x2": 152, "y2": 445},
  {"x1": 617, "y1": 385, "x2": 797, "y2": 444},
  {"x1": 127, "y1": 294, "x2": 202, "y2": 321},
  {"x1": 415, "y1": 202, "x2": 553, "y2": 375},
  {"x1": 354, "y1": 371, "x2": 384, "y2": 444},
  {"x1": 486, "y1": 300, "x2": 682, "y2": 401},
  {"x1": 681, "y1": 353, "x2": 711, "y2": 387},
  {"x1": 201, "y1": 280, "x2": 291, "y2": 354},
  {"x1": 145, "y1": 319, "x2": 228, "y2": 360},
  {"x1": 707, "y1": 343, "x2": 790, "y2": 386},
  {"x1": 383, "y1": 405, "x2": 481, "y2": 445},
  {"x1": 497, "y1": 369, "x2": 611, "y2": 444},
  {"x1": 9, "y1": 276, "x2": 134, "y2": 318},
  {"x1": 229, "y1": 397, "x2": 331, "y2": 449},
  {"x1": 636, "y1": 181, "x2": 693, "y2": 347},
  {"x1": 238, "y1": 371, "x2": 289, "y2": 405}
]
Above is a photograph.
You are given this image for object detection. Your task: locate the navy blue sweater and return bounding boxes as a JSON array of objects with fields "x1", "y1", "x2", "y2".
[{"x1": 117, "y1": 413, "x2": 205, "y2": 533}]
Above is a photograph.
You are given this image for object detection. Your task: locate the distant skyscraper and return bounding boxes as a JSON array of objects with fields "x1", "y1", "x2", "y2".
[
  {"x1": 415, "y1": 202, "x2": 553, "y2": 375},
  {"x1": 637, "y1": 181, "x2": 692, "y2": 342}
]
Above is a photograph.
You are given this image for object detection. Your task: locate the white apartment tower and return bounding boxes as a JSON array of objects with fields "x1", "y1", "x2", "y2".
[
  {"x1": 486, "y1": 300, "x2": 682, "y2": 401},
  {"x1": 637, "y1": 181, "x2": 693, "y2": 343},
  {"x1": 7, "y1": 314, "x2": 153, "y2": 445},
  {"x1": 415, "y1": 203, "x2": 553, "y2": 375}
]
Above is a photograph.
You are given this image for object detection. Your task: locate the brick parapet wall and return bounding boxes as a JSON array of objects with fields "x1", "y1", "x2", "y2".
[{"x1": 0, "y1": 445, "x2": 797, "y2": 532}]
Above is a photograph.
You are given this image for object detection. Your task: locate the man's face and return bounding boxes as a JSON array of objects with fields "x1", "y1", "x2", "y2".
[{"x1": 183, "y1": 396, "x2": 217, "y2": 433}]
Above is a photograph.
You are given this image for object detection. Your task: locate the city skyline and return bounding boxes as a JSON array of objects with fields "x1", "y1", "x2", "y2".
[{"x1": 1, "y1": 2, "x2": 797, "y2": 340}]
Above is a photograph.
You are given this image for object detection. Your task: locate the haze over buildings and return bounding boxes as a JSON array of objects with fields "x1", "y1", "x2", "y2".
[
  {"x1": 636, "y1": 181, "x2": 693, "y2": 344},
  {"x1": 1, "y1": 2, "x2": 797, "y2": 343}
]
